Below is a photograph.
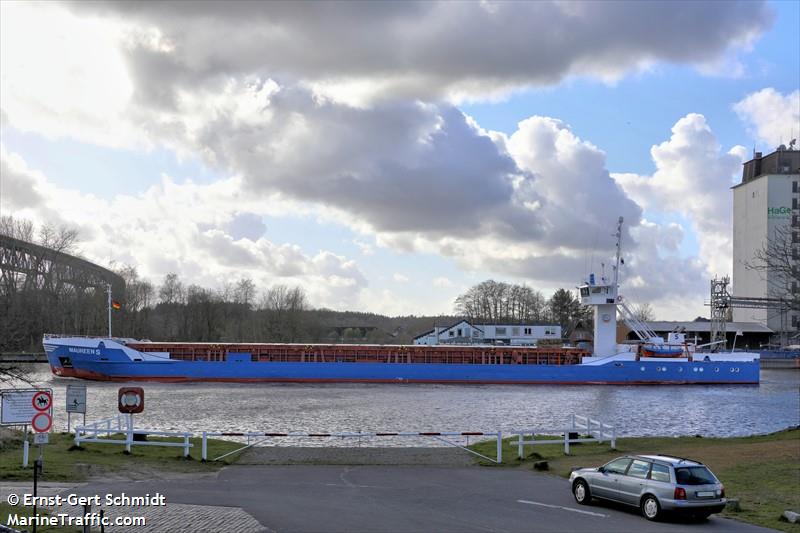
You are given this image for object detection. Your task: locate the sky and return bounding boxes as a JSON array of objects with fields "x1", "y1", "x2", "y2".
[{"x1": 1, "y1": 0, "x2": 799, "y2": 320}]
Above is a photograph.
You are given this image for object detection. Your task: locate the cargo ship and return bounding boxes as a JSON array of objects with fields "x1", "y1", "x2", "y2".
[{"x1": 42, "y1": 218, "x2": 760, "y2": 385}]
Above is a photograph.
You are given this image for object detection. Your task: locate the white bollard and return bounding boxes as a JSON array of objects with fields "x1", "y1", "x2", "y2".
[
  {"x1": 496, "y1": 430, "x2": 503, "y2": 464},
  {"x1": 183, "y1": 433, "x2": 190, "y2": 458},
  {"x1": 125, "y1": 415, "x2": 133, "y2": 453},
  {"x1": 517, "y1": 433, "x2": 523, "y2": 459},
  {"x1": 564, "y1": 431, "x2": 570, "y2": 455},
  {"x1": 611, "y1": 427, "x2": 617, "y2": 450},
  {"x1": 202, "y1": 432, "x2": 208, "y2": 461},
  {"x1": 23, "y1": 438, "x2": 29, "y2": 467}
]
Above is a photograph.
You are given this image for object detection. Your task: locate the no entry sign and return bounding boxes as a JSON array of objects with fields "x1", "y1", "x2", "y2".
[{"x1": 31, "y1": 412, "x2": 52, "y2": 433}]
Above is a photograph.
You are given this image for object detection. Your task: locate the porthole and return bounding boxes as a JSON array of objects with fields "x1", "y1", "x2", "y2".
[
  {"x1": 735, "y1": 368, "x2": 740, "y2": 373},
  {"x1": 640, "y1": 366, "x2": 645, "y2": 371},
  {"x1": 730, "y1": 368, "x2": 735, "y2": 373},
  {"x1": 678, "y1": 367, "x2": 683, "y2": 373},
  {"x1": 699, "y1": 367, "x2": 704, "y2": 372},
  {"x1": 693, "y1": 367, "x2": 698, "y2": 372},
  {"x1": 715, "y1": 367, "x2": 719, "y2": 373},
  {"x1": 662, "y1": 366, "x2": 667, "y2": 372}
]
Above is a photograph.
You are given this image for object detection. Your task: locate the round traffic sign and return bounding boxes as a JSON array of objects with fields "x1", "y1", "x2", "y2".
[
  {"x1": 31, "y1": 412, "x2": 52, "y2": 433},
  {"x1": 32, "y1": 391, "x2": 52, "y2": 412}
]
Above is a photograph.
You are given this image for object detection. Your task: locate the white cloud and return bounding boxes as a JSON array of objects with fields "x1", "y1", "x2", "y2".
[
  {"x1": 392, "y1": 273, "x2": 410, "y2": 284},
  {"x1": 0, "y1": 2, "x2": 770, "y2": 320},
  {"x1": 433, "y1": 277, "x2": 453, "y2": 288},
  {"x1": 60, "y1": 1, "x2": 771, "y2": 105},
  {"x1": 0, "y1": 146, "x2": 367, "y2": 309},
  {"x1": 614, "y1": 114, "x2": 747, "y2": 278},
  {"x1": 734, "y1": 88, "x2": 800, "y2": 148}
]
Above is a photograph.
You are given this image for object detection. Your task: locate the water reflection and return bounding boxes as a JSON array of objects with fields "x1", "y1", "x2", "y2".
[{"x1": 4, "y1": 366, "x2": 798, "y2": 446}]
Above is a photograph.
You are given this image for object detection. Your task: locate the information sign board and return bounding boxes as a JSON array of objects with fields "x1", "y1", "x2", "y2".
[
  {"x1": 1, "y1": 389, "x2": 52, "y2": 426},
  {"x1": 34, "y1": 432, "x2": 49, "y2": 444},
  {"x1": 66, "y1": 384, "x2": 87, "y2": 413}
]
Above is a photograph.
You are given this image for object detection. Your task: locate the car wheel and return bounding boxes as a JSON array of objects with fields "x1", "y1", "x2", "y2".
[
  {"x1": 641, "y1": 495, "x2": 661, "y2": 521},
  {"x1": 573, "y1": 479, "x2": 591, "y2": 505}
]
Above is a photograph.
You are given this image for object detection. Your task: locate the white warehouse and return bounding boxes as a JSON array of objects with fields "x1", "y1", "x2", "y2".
[{"x1": 413, "y1": 319, "x2": 561, "y2": 346}]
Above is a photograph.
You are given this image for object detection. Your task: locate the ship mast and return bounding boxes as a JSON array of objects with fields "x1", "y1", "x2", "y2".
[
  {"x1": 612, "y1": 216, "x2": 623, "y2": 290},
  {"x1": 106, "y1": 283, "x2": 112, "y2": 338}
]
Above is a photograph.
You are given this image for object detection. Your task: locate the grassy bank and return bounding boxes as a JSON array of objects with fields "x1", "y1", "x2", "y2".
[
  {"x1": 471, "y1": 427, "x2": 799, "y2": 532},
  {"x1": 0, "y1": 430, "x2": 244, "y2": 482}
]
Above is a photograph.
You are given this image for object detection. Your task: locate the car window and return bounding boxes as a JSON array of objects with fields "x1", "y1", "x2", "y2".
[
  {"x1": 675, "y1": 466, "x2": 717, "y2": 485},
  {"x1": 627, "y1": 460, "x2": 650, "y2": 479},
  {"x1": 649, "y1": 463, "x2": 671, "y2": 482},
  {"x1": 604, "y1": 458, "x2": 631, "y2": 475}
]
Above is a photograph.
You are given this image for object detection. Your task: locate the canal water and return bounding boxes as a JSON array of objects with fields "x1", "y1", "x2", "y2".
[{"x1": 4, "y1": 366, "x2": 799, "y2": 445}]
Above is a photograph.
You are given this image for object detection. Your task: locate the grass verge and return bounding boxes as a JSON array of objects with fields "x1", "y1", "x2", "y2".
[
  {"x1": 0, "y1": 429, "x2": 245, "y2": 482},
  {"x1": 470, "y1": 427, "x2": 799, "y2": 532}
]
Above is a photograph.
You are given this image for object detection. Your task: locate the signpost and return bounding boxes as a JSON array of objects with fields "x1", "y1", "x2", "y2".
[
  {"x1": 1, "y1": 388, "x2": 52, "y2": 468},
  {"x1": 1, "y1": 389, "x2": 43, "y2": 425},
  {"x1": 32, "y1": 390, "x2": 52, "y2": 412},
  {"x1": 66, "y1": 383, "x2": 87, "y2": 432},
  {"x1": 31, "y1": 412, "x2": 53, "y2": 433}
]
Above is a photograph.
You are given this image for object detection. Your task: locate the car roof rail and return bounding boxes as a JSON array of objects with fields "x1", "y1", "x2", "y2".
[{"x1": 640, "y1": 453, "x2": 697, "y2": 464}]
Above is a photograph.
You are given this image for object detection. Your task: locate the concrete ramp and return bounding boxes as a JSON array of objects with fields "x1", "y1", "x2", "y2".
[{"x1": 238, "y1": 446, "x2": 474, "y2": 466}]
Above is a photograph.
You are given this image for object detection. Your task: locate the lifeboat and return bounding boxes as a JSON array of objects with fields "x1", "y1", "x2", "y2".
[{"x1": 641, "y1": 344, "x2": 684, "y2": 358}]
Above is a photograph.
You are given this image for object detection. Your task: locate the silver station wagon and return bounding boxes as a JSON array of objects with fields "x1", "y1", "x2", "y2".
[{"x1": 568, "y1": 454, "x2": 726, "y2": 521}]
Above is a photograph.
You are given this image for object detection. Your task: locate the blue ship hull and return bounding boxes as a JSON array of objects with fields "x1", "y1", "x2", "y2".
[{"x1": 45, "y1": 341, "x2": 760, "y2": 385}]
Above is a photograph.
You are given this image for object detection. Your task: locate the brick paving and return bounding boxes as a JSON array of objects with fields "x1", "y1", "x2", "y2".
[{"x1": 1, "y1": 482, "x2": 265, "y2": 533}]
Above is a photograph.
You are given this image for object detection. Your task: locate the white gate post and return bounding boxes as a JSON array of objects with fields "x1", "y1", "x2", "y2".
[
  {"x1": 496, "y1": 431, "x2": 503, "y2": 464},
  {"x1": 23, "y1": 437, "x2": 29, "y2": 467},
  {"x1": 202, "y1": 432, "x2": 208, "y2": 461},
  {"x1": 125, "y1": 414, "x2": 133, "y2": 453},
  {"x1": 183, "y1": 433, "x2": 190, "y2": 457},
  {"x1": 517, "y1": 433, "x2": 523, "y2": 459},
  {"x1": 564, "y1": 431, "x2": 570, "y2": 455},
  {"x1": 611, "y1": 427, "x2": 617, "y2": 450}
]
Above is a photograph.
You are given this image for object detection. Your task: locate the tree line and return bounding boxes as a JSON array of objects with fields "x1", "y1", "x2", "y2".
[{"x1": 454, "y1": 279, "x2": 592, "y2": 335}]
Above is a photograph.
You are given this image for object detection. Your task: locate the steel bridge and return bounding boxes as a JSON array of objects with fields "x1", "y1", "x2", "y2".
[{"x1": 0, "y1": 234, "x2": 124, "y2": 297}]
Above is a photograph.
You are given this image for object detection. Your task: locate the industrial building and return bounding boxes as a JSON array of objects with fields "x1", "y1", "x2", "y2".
[
  {"x1": 413, "y1": 320, "x2": 561, "y2": 346},
  {"x1": 732, "y1": 144, "x2": 799, "y2": 342}
]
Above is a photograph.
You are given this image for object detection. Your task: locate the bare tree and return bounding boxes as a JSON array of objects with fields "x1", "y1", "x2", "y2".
[
  {"x1": 632, "y1": 302, "x2": 656, "y2": 322},
  {"x1": 747, "y1": 223, "x2": 799, "y2": 336},
  {"x1": 455, "y1": 280, "x2": 547, "y2": 323}
]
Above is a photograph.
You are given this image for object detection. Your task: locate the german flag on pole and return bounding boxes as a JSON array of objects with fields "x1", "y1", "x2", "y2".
[{"x1": 111, "y1": 300, "x2": 122, "y2": 310}]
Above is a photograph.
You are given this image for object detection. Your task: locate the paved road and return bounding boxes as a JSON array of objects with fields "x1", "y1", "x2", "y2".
[{"x1": 62, "y1": 465, "x2": 776, "y2": 533}]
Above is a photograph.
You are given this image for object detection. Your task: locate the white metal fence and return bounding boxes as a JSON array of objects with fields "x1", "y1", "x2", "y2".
[
  {"x1": 74, "y1": 414, "x2": 193, "y2": 456},
  {"x1": 67, "y1": 413, "x2": 615, "y2": 465},
  {"x1": 514, "y1": 414, "x2": 616, "y2": 457}
]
